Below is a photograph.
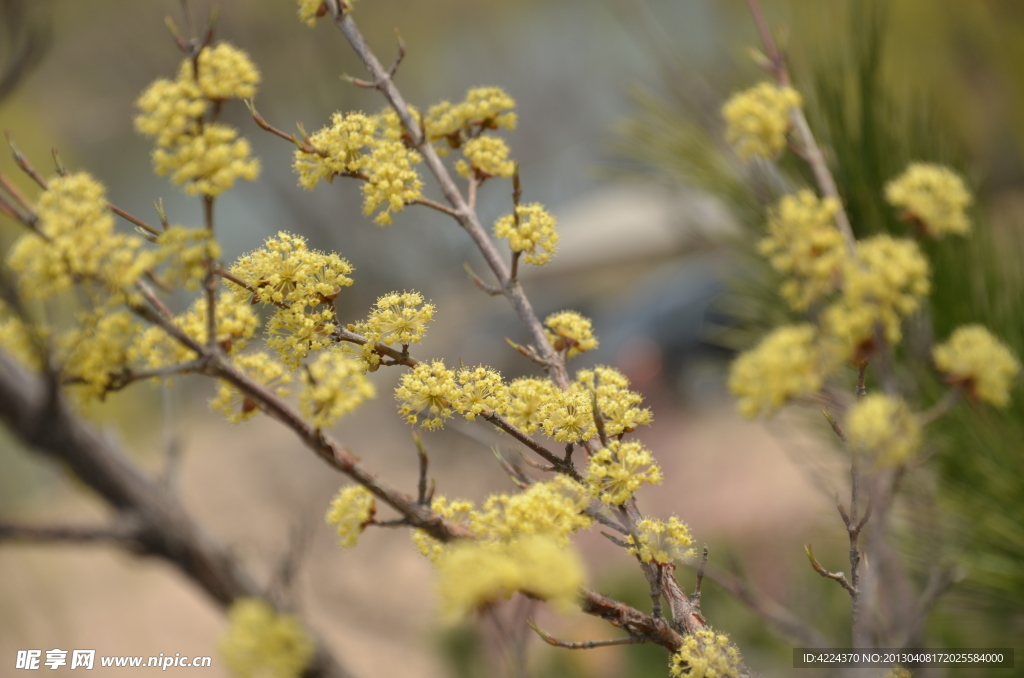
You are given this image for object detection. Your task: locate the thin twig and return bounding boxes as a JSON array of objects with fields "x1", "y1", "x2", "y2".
[
  {"x1": 805, "y1": 543, "x2": 856, "y2": 597},
  {"x1": 527, "y1": 619, "x2": 647, "y2": 650}
]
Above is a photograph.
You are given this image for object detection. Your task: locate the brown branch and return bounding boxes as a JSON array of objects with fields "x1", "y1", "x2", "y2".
[
  {"x1": 483, "y1": 412, "x2": 581, "y2": 482},
  {"x1": 6, "y1": 132, "x2": 48, "y2": 189},
  {"x1": 805, "y1": 543, "x2": 856, "y2": 597},
  {"x1": 463, "y1": 262, "x2": 502, "y2": 296},
  {"x1": 109, "y1": 203, "x2": 161, "y2": 237},
  {"x1": 0, "y1": 520, "x2": 143, "y2": 546},
  {"x1": 527, "y1": 619, "x2": 647, "y2": 650}
]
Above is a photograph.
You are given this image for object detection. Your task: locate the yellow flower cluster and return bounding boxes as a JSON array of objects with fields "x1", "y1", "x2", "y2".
[
  {"x1": 885, "y1": 163, "x2": 972, "y2": 237},
  {"x1": 135, "y1": 45, "x2": 261, "y2": 197},
  {"x1": 294, "y1": 111, "x2": 423, "y2": 224},
  {"x1": 210, "y1": 352, "x2": 292, "y2": 424},
  {"x1": 628, "y1": 517, "x2": 694, "y2": 564},
  {"x1": 544, "y1": 310, "x2": 598, "y2": 358},
  {"x1": 434, "y1": 536, "x2": 583, "y2": 620},
  {"x1": 758, "y1": 190, "x2": 844, "y2": 311},
  {"x1": 297, "y1": 0, "x2": 328, "y2": 26},
  {"x1": 505, "y1": 377, "x2": 559, "y2": 434},
  {"x1": 846, "y1": 394, "x2": 922, "y2": 466},
  {"x1": 267, "y1": 306, "x2": 338, "y2": 368},
  {"x1": 577, "y1": 366, "x2": 652, "y2": 435},
  {"x1": 456, "y1": 136, "x2": 516, "y2": 178},
  {"x1": 132, "y1": 292, "x2": 258, "y2": 368},
  {"x1": 0, "y1": 312, "x2": 40, "y2": 371},
  {"x1": 354, "y1": 290, "x2": 434, "y2": 347},
  {"x1": 933, "y1": 325, "x2": 1020, "y2": 407},
  {"x1": 60, "y1": 310, "x2": 139, "y2": 401},
  {"x1": 452, "y1": 365, "x2": 508, "y2": 421},
  {"x1": 669, "y1": 628, "x2": 745, "y2": 678},
  {"x1": 471, "y1": 476, "x2": 593, "y2": 546},
  {"x1": 229, "y1": 231, "x2": 354, "y2": 307},
  {"x1": 823, "y1": 235, "x2": 930, "y2": 356},
  {"x1": 156, "y1": 226, "x2": 221, "y2": 290},
  {"x1": 539, "y1": 388, "x2": 596, "y2": 443},
  {"x1": 8, "y1": 173, "x2": 153, "y2": 298},
  {"x1": 728, "y1": 324, "x2": 827, "y2": 418},
  {"x1": 300, "y1": 351, "x2": 375, "y2": 428},
  {"x1": 722, "y1": 82, "x2": 802, "y2": 161},
  {"x1": 587, "y1": 441, "x2": 663, "y2": 505},
  {"x1": 494, "y1": 203, "x2": 559, "y2": 266},
  {"x1": 395, "y1": 360, "x2": 458, "y2": 429},
  {"x1": 325, "y1": 485, "x2": 376, "y2": 547},
  {"x1": 152, "y1": 124, "x2": 260, "y2": 197},
  {"x1": 218, "y1": 598, "x2": 313, "y2": 678},
  {"x1": 424, "y1": 86, "x2": 517, "y2": 148}
]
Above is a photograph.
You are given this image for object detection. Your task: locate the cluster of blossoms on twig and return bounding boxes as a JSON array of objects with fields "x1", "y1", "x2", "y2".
[{"x1": 723, "y1": 81, "x2": 1020, "y2": 468}]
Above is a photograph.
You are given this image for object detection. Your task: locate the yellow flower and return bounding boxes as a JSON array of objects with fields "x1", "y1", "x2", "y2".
[
  {"x1": 325, "y1": 485, "x2": 376, "y2": 547},
  {"x1": 294, "y1": 112, "x2": 379, "y2": 190},
  {"x1": 361, "y1": 139, "x2": 423, "y2": 225},
  {"x1": 188, "y1": 43, "x2": 260, "y2": 101},
  {"x1": 539, "y1": 387, "x2": 595, "y2": 443},
  {"x1": 728, "y1": 324, "x2": 828, "y2": 418},
  {"x1": 471, "y1": 476, "x2": 593, "y2": 545},
  {"x1": 152, "y1": 123, "x2": 261, "y2": 197},
  {"x1": 576, "y1": 366, "x2": 652, "y2": 435},
  {"x1": 435, "y1": 536, "x2": 583, "y2": 620},
  {"x1": 210, "y1": 352, "x2": 292, "y2": 424},
  {"x1": 395, "y1": 360, "x2": 457, "y2": 429},
  {"x1": 157, "y1": 226, "x2": 221, "y2": 290},
  {"x1": 456, "y1": 136, "x2": 515, "y2": 178},
  {"x1": 758, "y1": 190, "x2": 845, "y2": 310},
  {"x1": 411, "y1": 496, "x2": 476, "y2": 562},
  {"x1": 452, "y1": 365, "x2": 509, "y2": 421},
  {"x1": 544, "y1": 310, "x2": 597, "y2": 358},
  {"x1": 933, "y1": 325, "x2": 1020, "y2": 407},
  {"x1": 134, "y1": 77, "x2": 206, "y2": 148},
  {"x1": 505, "y1": 377, "x2": 559, "y2": 434},
  {"x1": 228, "y1": 232, "x2": 354, "y2": 307},
  {"x1": 823, "y1": 235, "x2": 930, "y2": 358},
  {"x1": 628, "y1": 517, "x2": 694, "y2": 564},
  {"x1": 60, "y1": 310, "x2": 140, "y2": 401},
  {"x1": 0, "y1": 313, "x2": 42, "y2": 371},
  {"x1": 586, "y1": 440, "x2": 662, "y2": 505},
  {"x1": 354, "y1": 290, "x2": 434, "y2": 346},
  {"x1": 846, "y1": 394, "x2": 922, "y2": 466},
  {"x1": 885, "y1": 163, "x2": 972, "y2": 237},
  {"x1": 300, "y1": 350, "x2": 375, "y2": 428},
  {"x1": 266, "y1": 306, "x2": 338, "y2": 369},
  {"x1": 8, "y1": 173, "x2": 154, "y2": 298},
  {"x1": 424, "y1": 86, "x2": 517, "y2": 147},
  {"x1": 218, "y1": 598, "x2": 314, "y2": 678},
  {"x1": 297, "y1": 0, "x2": 327, "y2": 25},
  {"x1": 494, "y1": 203, "x2": 559, "y2": 266},
  {"x1": 722, "y1": 82, "x2": 802, "y2": 161},
  {"x1": 669, "y1": 628, "x2": 745, "y2": 678}
]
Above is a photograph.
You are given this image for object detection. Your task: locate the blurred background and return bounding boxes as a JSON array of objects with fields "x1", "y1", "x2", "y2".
[{"x1": 1, "y1": 0, "x2": 1023, "y2": 676}]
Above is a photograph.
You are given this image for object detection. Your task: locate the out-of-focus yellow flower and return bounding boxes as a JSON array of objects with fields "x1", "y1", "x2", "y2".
[
  {"x1": 395, "y1": 360, "x2": 457, "y2": 429},
  {"x1": 544, "y1": 310, "x2": 597, "y2": 358},
  {"x1": 8, "y1": 173, "x2": 154, "y2": 298},
  {"x1": 190, "y1": 43, "x2": 261, "y2": 101},
  {"x1": 587, "y1": 440, "x2": 662, "y2": 505},
  {"x1": 412, "y1": 496, "x2": 475, "y2": 562},
  {"x1": 157, "y1": 226, "x2": 221, "y2": 290},
  {"x1": 669, "y1": 628, "x2": 745, "y2": 678},
  {"x1": 153, "y1": 123, "x2": 261, "y2": 197},
  {"x1": 885, "y1": 163, "x2": 972, "y2": 237},
  {"x1": 628, "y1": 517, "x2": 694, "y2": 564},
  {"x1": 435, "y1": 536, "x2": 583, "y2": 620},
  {"x1": 425, "y1": 87, "x2": 517, "y2": 148},
  {"x1": 60, "y1": 310, "x2": 140, "y2": 401},
  {"x1": 210, "y1": 352, "x2": 292, "y2": 424},
  {"x1": 135, "y1": 78, "x2": 206, "y2": 148},
  {"x1": 325, "y1": 485, "x2": 376, "y2": 547},
  {"x1": 576, "y1": 366, "x2": 652, "y2": 436},
  {"x1": 846, "y1": 394, "x2": 922, "y2": 466},
  {"x1": 722, "y1": 82, "x2": 802, "y2": 161},
  {"x1": 933, "y1": 325, "x2": 1020, "y2": 407},
  {"x1": 218, "y1": 598, "x2": 313, "y2": 678},
  {"x1": 300, "y1": 350, "x2": 375, "y2": 428},
  {"x1": 823, "y1": 235, "x2": 930, "y2": 359},
  {"x1": 297, "y1": 0, "x2": 328, "y2": 26},
  {"x1": 758, "y1": 190, "x2": 845, "y2": 311},
  {"x1": 456, "y1": 136, "x2": 515, "y2": 178},
  {"x1": 728, "y1": 324, "x2": 828, "y2": 418},
  {"x1": 494, "y1": 203, "x2": 559, "y2": 266}
]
